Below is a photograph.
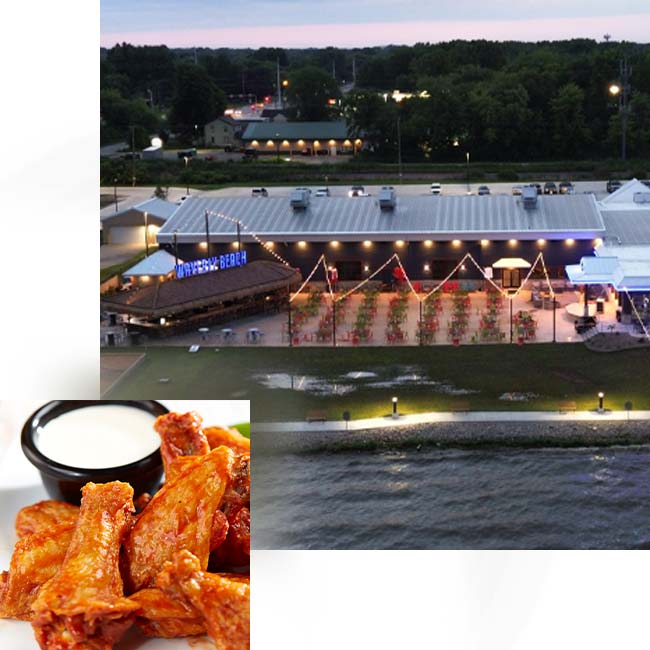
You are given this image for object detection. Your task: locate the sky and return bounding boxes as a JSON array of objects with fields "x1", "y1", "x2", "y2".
[{"x1": 100, "y1": 0, "x2": 650, "y2": 47}]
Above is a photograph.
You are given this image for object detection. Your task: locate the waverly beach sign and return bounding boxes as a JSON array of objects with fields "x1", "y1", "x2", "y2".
[{"x1": 175, "y1": 251, "x2": 248, "y2": 279}]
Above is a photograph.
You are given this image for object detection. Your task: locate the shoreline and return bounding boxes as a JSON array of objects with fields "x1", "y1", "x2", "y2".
[{"x1": 254, "y1": 419, "x2": 650, "y2": 454}]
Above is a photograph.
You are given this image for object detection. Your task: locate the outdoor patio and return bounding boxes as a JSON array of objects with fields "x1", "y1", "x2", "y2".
[{"x1": 144, "y1": 283, "x2": 625, "y2": 348}]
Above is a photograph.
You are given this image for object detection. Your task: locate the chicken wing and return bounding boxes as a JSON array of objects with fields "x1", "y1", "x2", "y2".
[
  {"x1": 129, "y1": 587, "x2": 206, "y2": 638},
  {"x1": 0, "y1": 524, "x2": 74, "y2": 621},
  {"x1": 204, "y1": 426, "x2": 250, "y2": 455},
  {"x1": 31, "y1": 481, "x2": 137, "y2": 650},
  {"x1": 154, "y1": 411, "x2": 210, "y2": 480},
  {"x1": 14, "y1": 500, "x2": 79, "y2": 539},
  {"x1": 157, "y1": 550, "x2": 250, "y2": 650},
  {"x1": 123, "y1": 446, "x2": 235, "y2": 593}
]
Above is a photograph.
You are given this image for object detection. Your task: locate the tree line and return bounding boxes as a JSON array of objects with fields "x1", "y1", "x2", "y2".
[{"x1": 101, "y1": 40, "x2": 650, "y2": 161}]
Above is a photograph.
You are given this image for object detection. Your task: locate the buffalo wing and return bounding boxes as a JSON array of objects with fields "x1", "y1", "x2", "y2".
[{"x1": 15, "y1": 500, "x2": 79, "y2": 539}]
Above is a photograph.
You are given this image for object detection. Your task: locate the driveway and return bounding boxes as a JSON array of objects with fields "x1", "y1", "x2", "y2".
[{"x1": 100, "y1": 244, "x2": 143, "y2": 269}]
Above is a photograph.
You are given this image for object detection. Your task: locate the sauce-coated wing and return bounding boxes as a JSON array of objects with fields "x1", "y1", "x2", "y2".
[
  {"x1": 211, "y1": 508, "x2": 250, "y2": 569},
  {"x1": 15, "y1": 501, "x2": 79, "y2": 539},
  {"x1": 0, "y1": 524, "x2": 74, "y2": 621},
  {"x1": 154, "y1": 411, "x2": 210, "y2": 480},
  {"x1": 123, "y1": 446, "x2": 235, "y2": 593},
  {"x1": 157, "y1": 550, "x2": 250, "y2": 650},
  {"x1": 129, "y1": 588, "x2": 206, "y2": 638},
  {"x1": 31, "y1": 481, "x2": 137, "y2": 650},
  {"x1": 204, "y1": 427, "x2": 250, "y2": 455}
]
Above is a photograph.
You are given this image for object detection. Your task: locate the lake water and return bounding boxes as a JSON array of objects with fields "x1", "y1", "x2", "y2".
[{"x1": 253, "y1": 443, "x2": 650, "y2": 549}]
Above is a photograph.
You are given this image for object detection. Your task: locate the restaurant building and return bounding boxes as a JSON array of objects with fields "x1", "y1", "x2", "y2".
[{"x1": 155, "y1": 190, "x2": 605, "y2": 287}]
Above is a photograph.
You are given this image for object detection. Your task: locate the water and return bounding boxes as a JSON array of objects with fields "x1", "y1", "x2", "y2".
[{"x1": 253, "y1": 444, "x2": 650, "y2": 549}]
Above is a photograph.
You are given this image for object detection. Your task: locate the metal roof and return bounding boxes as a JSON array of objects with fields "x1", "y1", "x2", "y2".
[
  {"x1": 102, "y1": 197, "x2": 179, "y2": 223},
  {"x1": 123, "y1": 250, "x2": 180, "y2": 277},
  {"x1": 241, "y1": 121, "x2": 350, "y2": 141},
  {"x1": 157, "y1": 193, "x2": 605, "y2": 244},
  {"x1": 600, "y1": 209, "x2": 650, "y2": 245}
]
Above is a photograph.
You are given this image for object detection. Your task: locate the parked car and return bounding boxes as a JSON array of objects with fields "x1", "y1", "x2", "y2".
[
  {"x1": 511, "y1": 185, "x2": 523, "y2": 196},
  {"x1": 606, "y1": 179, "x2": 623, "y2": 193},
  {"x1": 349, "y1": 185, "x2": 366, "y2": 197},
  {"x1": 543, "y1": 182, "x2": 558, "y2": 195},
  {"x1": 430, "y1": 182, "x2": 442, "y2": 195},
  {"x1": 559, "y1": 181, "x2": 575, "y2": 194},
  {"x1": 251, "y1": 188, "x2": 268, "y2": 197},
  {"x1": 295, "y1": 187, "x2": 312, "y2": 194},
  {"x1": 477, "y1": 185, "x2": 491, "y2": 196},
  {"x1": 528, "y1": 183, "x2": 543, "y2": 195},
  {"x1": 314, "y1": 187, "x2": 330, "y2": 197}
]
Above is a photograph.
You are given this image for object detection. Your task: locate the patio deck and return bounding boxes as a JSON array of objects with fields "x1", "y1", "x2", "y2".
[{"x1": 145, "y1": 287, "x2": 624, "y2": 348}]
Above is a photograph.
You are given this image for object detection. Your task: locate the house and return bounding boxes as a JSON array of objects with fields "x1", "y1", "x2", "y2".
[
  {"x1": 101, "y1": 198, "x2": 178, "y2": 246},
  {"x1": 203, "y1": 116, "x2": 245, "y2": 149}
]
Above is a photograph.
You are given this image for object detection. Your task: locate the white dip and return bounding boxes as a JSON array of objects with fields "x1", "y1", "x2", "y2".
[{"x1": 35, "y1": 405, "x2": 159, "y2": 469}]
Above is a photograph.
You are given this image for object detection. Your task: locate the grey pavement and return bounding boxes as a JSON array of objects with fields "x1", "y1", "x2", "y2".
[
  {"x1": 254, "y1": 409, "x2": 650, "y2": 433},
  {"x1": 100, "y1": 244, "x2": 143, "y2": 269}
]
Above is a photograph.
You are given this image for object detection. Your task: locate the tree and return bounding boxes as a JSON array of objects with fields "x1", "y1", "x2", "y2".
[
  {"x1": 100, "y1": 88, "x2": 160, "y2": 146},
  {"x1": 343, "y1": 90, "x2": 395, "y2": 152},
  {"x1": 170, "y1": 62, "x2": 226, "y2": 139},
  {"x1": 286, "y1": 66, "x2": 340, "y2": 121},
  {"x1": 549, "y1": 83, "x2": 592, "y2": 158}
]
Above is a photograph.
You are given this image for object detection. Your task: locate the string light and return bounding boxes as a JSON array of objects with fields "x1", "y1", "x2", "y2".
[
  {"x1": 625, "y1": 289, "x2": 650, "y2": 340},
  {"x1": 336, "y1": 254, "x2": 399, "y2": 302},
  {"x1": 289, "y1": 255, "x2": 326, "y2": 303}
]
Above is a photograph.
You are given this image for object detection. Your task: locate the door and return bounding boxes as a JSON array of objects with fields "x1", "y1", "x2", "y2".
[{"x1": 502, "y1": 268, "x2": 522, "y2": 289}]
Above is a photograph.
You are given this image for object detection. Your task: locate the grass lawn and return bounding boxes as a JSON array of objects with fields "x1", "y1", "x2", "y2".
[
  {"x1": 100, "y1": 246, "x2": 158, "y2": 283},
  {"x1": 102, "y1": 344, "x2": 650, "y2": 422}
]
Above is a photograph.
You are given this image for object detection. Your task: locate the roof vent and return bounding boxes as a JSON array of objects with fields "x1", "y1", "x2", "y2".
[
  {"x1": 378, "y1": 186, "x2": 396, "y2": 210},
  {"x1": 522, "y1": 185, "x2": 538, "y2": 210},
  {"x1": 290, "y1": 188, "x2": 310, "y2": 210},
  {"x1": 633, "y1": 192, "x2": 650, "y2": 204}
]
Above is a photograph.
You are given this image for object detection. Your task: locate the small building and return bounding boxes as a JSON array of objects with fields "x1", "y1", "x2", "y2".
[
  {"x1": 122, "y1": 249, "x2": 181, "y2": 286},
  {"x1": 241, "y1": 121, "x2": 358, "y2": 156},
  {"x1": 101, "y1": 260, "x2": 301, "y2": 338},
  {"x1": 203, "y1": 116, "x2": 245, "y2": 148},
  {"x1": 101, "y1": 198, "x2": 178, "y2": 246}
]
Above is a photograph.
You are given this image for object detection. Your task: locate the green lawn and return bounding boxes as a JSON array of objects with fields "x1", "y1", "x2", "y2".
[{"x1": 102, "y1": 344, "x2": 650, "y2": 421}]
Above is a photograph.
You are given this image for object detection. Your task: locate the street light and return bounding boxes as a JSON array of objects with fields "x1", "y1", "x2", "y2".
[
  {"x1": 608, "y1": 57, "x2": 632, "y2": 160},
  {"x1": 598, "y1": 391, "x2": 605, "y2": 413},
  {"x1": 392, "y1": 396, "x2": 398, "y2": 418},
  {"x1": 183, "y1": 156, "x2": 190, "y2": 195}
]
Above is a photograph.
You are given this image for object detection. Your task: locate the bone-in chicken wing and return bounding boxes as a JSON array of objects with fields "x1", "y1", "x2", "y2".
[
  {"x1": 157, "y1": 550, "x2": 250, "y2": 650},
  {"x1": 0, "y1": 524, "x2": 74, "y2": 621},
  {"x1": 154, "y1": 411, "x2": 210, "y2": 480},
  {"x1": 204, "y1": 426, "x2": 250, "y2": 455},
  {"x1": 14, "y1": 500, "x2": 79, "y2": 539},
  {"x1": 30, "y1": 481, "x2": 138, "y2": 650},
  {"x1": 123, "y1": 446, "x2": 235, "y2": 593},
  {"x1": 129, "y1": 587, "x2": 206, "y2": 638}
]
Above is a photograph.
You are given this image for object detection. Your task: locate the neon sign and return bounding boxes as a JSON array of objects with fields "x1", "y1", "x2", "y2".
[{"x1": 175, "y1": 251, "x2": 247, "y2": 279}]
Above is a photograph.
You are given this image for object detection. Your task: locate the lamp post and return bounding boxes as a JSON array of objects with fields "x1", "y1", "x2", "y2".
[
  {"x1": 609, "y1": 57, "x2": 632, "y2": 161},
  {"x1": 183, "y1": 156, "x2": 190, "y2": 195},
  {"x1": 204, "y1": 210, "x2": 211, "y2": 257},
  {"x1": 143, "y1": 212, "x2": 149, "y2": 257},
  {"x1": 598, "y1": 391, "x2": 605, "y2": 413},
  {"x1": 392, "y1": 396, "x2": 398, "y2": 418},
  {"x1": 173, "y1": 230, "x2": 179, "y2": 267}
]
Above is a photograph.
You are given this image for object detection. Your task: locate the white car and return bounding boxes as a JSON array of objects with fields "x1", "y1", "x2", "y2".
[
  {"x1": 430, "y1": 182, "x2": 442, "y2": 195},
  {"x1": 314, "y1": 187, "x2": 330, "y2": 197}
]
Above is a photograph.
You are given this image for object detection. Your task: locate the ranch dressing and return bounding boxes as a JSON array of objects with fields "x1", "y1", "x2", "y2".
[{"x1": 35, "y1": 405, "x2": 159, "y2": 469}]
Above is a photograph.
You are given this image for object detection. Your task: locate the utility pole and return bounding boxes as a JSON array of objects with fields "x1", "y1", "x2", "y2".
[
  {"x1": 236, "y1": 220, "x2": 242, "y2": 253},
  {"x1": 276, "y1": 58, "x2": 282, "y2": 109},
  {"x1": 620, "y1": 57, "x2": 631, "y2": 161},
  {"x1": 173, "y1": 230, "x2": 179, "y2": 266},
  {"x1": 130, "y1": 125, "x2": 136, "y2": 187},
  {"x1": 397, "y1": 113, "x2": 403, "y2": 184},
  {"x1": 352, "y1": 55, "x2": 356, "y2": 87},
  {"x1": 332, "y1": 59, "x2": 336, "y2": 79},
  {"x1": 204, "y1": 211, "x2": 210, "y2": 257}
]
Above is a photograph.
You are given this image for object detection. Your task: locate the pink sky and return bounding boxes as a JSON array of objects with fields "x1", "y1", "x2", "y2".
[{"x1": 101, "y1": 14, "x2": 650, "y2": 48}]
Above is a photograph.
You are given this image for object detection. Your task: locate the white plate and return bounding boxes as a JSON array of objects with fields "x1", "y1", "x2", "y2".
[{"x1": 0, "y1": 400, "x2": 250, "y2": 649}]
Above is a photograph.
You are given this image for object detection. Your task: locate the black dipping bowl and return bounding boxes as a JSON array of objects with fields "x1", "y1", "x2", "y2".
[{"x1": 21, "y1": 400, "x2": 168, "y2": 505}]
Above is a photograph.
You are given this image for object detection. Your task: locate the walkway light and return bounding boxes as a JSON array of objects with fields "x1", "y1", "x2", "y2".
[
  {"x1": 565, "y1": 238, "x2": 575, "y2": 246},
  {"x1": 537, "y1": 239, "x2": 546, "y2": 246},
  {"x1": 330, "y1": 240, "x2": 340, "y2": 248},
  {"x1": 297, "y1": 241, "x2": 307, "y2": 249},
  {"x1": 452, "y1": 239, "x2": 461, "y2": 247},
  {"x1": 598, "y1": 391, "x2": 605, "y2": 412},
  {"x1": 395, "y1": 240, "x2": 405, "y2": 248},
  {"x1": 509, "y1": 239, "x2": 518, "y2": 247},
  {"x1": 363, "y1": 240, "x2": 372, "y2": 248},
  {"x1": 392, "y1": 396, "x2": 398, "y2": 418},
  {"x1": 424, "y1": 240, "x2": 433, "y2": 248},
  {"x1": 481, "y1": 239, "x2": 490, "y2": 247},
  {"x1": 231, "y1": 241, "x2": 240, "y2": 249}
]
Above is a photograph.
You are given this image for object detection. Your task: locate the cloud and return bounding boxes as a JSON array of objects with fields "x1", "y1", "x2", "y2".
[{"x1": 100, "y1": 14, "x2": 650, "y2": 48}]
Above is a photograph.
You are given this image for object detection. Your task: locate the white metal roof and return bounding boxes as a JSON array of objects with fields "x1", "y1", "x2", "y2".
[
  {"x1": 157, "y1": 193, "x2": 605, "y2": 244},
  {"x1": 102, "y1": 197, "x2": 179, "y2": 223},
  {"x1": 122, "y1": 249, "x2": 180, "y2": 277}
]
